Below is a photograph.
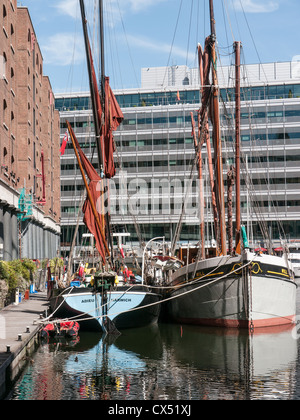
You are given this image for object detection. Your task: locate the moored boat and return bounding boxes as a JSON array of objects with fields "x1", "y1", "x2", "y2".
[
  {"x1": 40, "y1": 321, "x2": 80, "y2": 339},
  {"x1": 49, "y1": 272, "x2": 161, "y2": 332},
  {"x1": 162, "y1": 0, "x2": 297, "y2": 331},
  {"x1": 48, "y1": 0, "x2": 162, "y2": 334},
  {"x1": 166, "y1": 249, "x2": 296, "y2": 329}
]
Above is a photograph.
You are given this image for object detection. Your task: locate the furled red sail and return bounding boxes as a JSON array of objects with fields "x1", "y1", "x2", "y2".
[
  {"x1": 67, "y1": 123, "x2": 107, "y2": 262},
  {"x1": 103, "y1": 76, "x2": 124, "y2": 178},
  {"x1": 198, "y1": 37, "x2": 220, "y2": 253},
  {"x1": 88, "y1": 44, "x2": 124, "y2": 179},
  {"x1": 198, "y1": 37, "x2": 211, "y2": 121}
]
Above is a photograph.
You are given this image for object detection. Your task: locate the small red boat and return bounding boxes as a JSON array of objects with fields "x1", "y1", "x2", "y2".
[
  {"x1": 59, "y1": 321, "x2": 80, "y2": 338},
  {"x1": 40, "y1": 323, "x2": 57, "y2": 339},
  {"x1": 40, "y1": 321, "x2": 80, "y2": 339}
]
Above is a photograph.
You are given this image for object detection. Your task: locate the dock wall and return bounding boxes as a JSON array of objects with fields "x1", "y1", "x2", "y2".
[{"x1": 0, "y1": 292, "x2": 47, "y2": 399}]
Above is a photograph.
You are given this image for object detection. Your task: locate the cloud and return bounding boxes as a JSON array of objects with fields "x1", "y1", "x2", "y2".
[
  {"x1": 41, "y1": 33, "x2": 85, "y2": 66},
  {"x1": 125, "y1": 0, "x2": 168, "y2": 13},
  {"x1": 54, "y1": 0, "x2": 168, "y2": 20},
  {"x1": 126, "y1": 34, "x2": 194, "y2": 62},
  {"x1": 232, "y1": 0, "x2": 279, "y2": 13},
  {"x1": 54, "y1": 0, "x2": 78, "y2": 19}
]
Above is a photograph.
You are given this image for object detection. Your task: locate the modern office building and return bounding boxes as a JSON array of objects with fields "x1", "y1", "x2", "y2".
[
  {"x1": 57, "y1": 60, "x2": 300, "y2": 253},
  {"x1": 0, "y1": 1, "x2": 61, "y2": 261}
]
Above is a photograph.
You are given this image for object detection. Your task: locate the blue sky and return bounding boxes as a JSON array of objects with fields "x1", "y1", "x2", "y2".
[{"x1": 18, "y1": 0, "x2": 300, "y2": 93}]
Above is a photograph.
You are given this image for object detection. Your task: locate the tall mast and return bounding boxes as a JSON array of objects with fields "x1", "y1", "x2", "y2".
[
  {"x1": 99, "y1": 0, "x2": 105, "y2": 102},
  {"x1": 198, "y1": 44, "x2": 219, "y2": 253},
  {"x1": 191, "y1": 112, "x2": 205, "y2": 260},
  {"x1": 79, "y1": 0, "x2": 115, "y2": 265},
  {"x1": 99, "y1": 0, "x2": 114, "y2": 262},
  {"x1": 209, "y1": 0, "x2": 227, "y2": 255},
  {"x1": 79, "y1": 0, "x2": 103, "y2": 170},
  {"x1": 235, "y1": 41, "x2": 242, "y2": 252},
  {"x1": 209, "y1": 0, "x2": 216, "y2": 39}
]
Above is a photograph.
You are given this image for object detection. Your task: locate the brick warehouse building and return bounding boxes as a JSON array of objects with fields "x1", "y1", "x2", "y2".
[{"x1": 0, "y1": 0, "x2": 60, "y2": 261}]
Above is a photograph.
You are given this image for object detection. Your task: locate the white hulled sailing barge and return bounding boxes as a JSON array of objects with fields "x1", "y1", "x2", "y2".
[
  {"x1": 164, "y1": 0, "x2": 296, "y2": 331},
  {"x1": 50, "y1": 0, "x2": 161, "y2": 332}
]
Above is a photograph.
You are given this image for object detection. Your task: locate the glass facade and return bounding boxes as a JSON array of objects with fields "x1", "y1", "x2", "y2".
[
  {"x1": 55, "y1": 83, "x2": 300, "y2": 112},
  {"x1": 57, "y1": 75, "x2": 300, "y2": 249}
]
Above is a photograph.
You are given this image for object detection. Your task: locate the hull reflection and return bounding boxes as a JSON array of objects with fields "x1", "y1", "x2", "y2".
[{"x1": 9, "y1": 323, "x2": 298, "y2": 400}]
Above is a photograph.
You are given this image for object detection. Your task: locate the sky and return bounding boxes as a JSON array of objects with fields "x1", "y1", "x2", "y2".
[{"x1": 17, "y1": 0, "x2": 300, "y2": 94}]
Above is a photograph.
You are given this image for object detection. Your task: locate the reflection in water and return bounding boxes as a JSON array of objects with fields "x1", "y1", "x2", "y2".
[{"x1": 10, "y1": 322, "x2": 298, "y2": 400}]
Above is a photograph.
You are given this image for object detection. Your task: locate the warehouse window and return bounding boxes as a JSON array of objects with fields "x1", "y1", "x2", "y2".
[
  {"x1": 3, "y1": 99, "x2": 7, "y2": 122},
  {"x1": 3, "y1": 148, "x2": 7, "y2": 167},
  {"x1": 1, "y1": 52, "x2": 7, "y2": 79}
]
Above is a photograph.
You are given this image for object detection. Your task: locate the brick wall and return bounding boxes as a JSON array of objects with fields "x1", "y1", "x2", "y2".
[{"x1": 0, "y1": 2, "x2": 60, "y2": 226}]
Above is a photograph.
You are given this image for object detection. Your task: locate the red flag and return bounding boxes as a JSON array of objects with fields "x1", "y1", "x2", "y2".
[
  {"x1": 176, "y1": 91, "x2": 181, "y2": 101},
  {"x1": 60, "y1": 131, "x2": 69, "y2": 156},
  {"x1": 119, "y1": 245, "x2": 125, "y2": 259}
]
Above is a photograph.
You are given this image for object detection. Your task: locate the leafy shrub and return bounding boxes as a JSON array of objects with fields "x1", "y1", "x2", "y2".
[
  {"x1": 0, "y1": 259, "x2": 37, "y2": 292},
  {"x1": 49, "y1": 257, "x2": 64, "y2": 275}
]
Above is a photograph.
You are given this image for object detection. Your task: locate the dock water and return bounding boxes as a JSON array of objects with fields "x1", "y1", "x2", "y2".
[{"x1": 0, "y1": 292, "x2": 48, "y2": 399}]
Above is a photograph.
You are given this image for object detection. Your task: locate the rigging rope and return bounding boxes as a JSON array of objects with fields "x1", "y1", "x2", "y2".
[{"x1": 162, "y1": 0, "x2": 184, "y2": 87}]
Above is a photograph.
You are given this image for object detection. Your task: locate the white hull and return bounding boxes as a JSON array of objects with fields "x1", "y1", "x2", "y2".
[
  {"x1": 166, "y1": 251, "x2": 297, "y2": 330},
  {"x1": 50, "y1": 286, "x2": 161, "y2": 332}
]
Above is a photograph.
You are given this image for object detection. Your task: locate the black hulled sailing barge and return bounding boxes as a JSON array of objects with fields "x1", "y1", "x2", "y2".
[
  {"x1": 164, "y1": 0, "x2": 296, "y2": 330},
  {"x1": 50, "y1": 0, "x2": 161, "y2": 332}
]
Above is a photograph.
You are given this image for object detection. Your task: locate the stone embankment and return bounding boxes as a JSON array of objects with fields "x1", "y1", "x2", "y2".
[{"x1": 0, "y1": 292, "x2": 48, "y2": 399}]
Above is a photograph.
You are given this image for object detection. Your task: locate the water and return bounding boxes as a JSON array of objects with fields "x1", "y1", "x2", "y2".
[{"x1": 6, "y1": 289, "x2": 300, "y2": 401}]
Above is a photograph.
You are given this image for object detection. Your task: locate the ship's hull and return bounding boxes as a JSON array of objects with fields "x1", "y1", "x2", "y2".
[
  {"x1": 165, "y1": 252, "x2": 297, "y2": 330},
  {"x1": 50, "y1": 285, "x2": 161, "y2": 332}
]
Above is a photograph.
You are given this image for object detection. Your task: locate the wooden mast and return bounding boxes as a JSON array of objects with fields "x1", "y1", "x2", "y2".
[
  {"x1": 99, "y1": 0, "x2": 105, "y2": 103},
  {"x1": 209, "y1": 0, "x2": 227, "y2": 256},
  {"x1": 79, "y1": 0, "x2": 103, "y2": 171},
  {"x1": 197, "y1": 44, "x2": 219, "y2": 253},
  {"x1": 234, "y1": 41, "x2": 242, "y2": 253},
  {"x1": 191, "y1": 112, "x2": 205, "y2": 260},
  {"x1": 98, "y1": 0, "x2": 114, "y2": 261},
  {"x1": 79, "y1": 0, "x2": 114, "y2": 264}
]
